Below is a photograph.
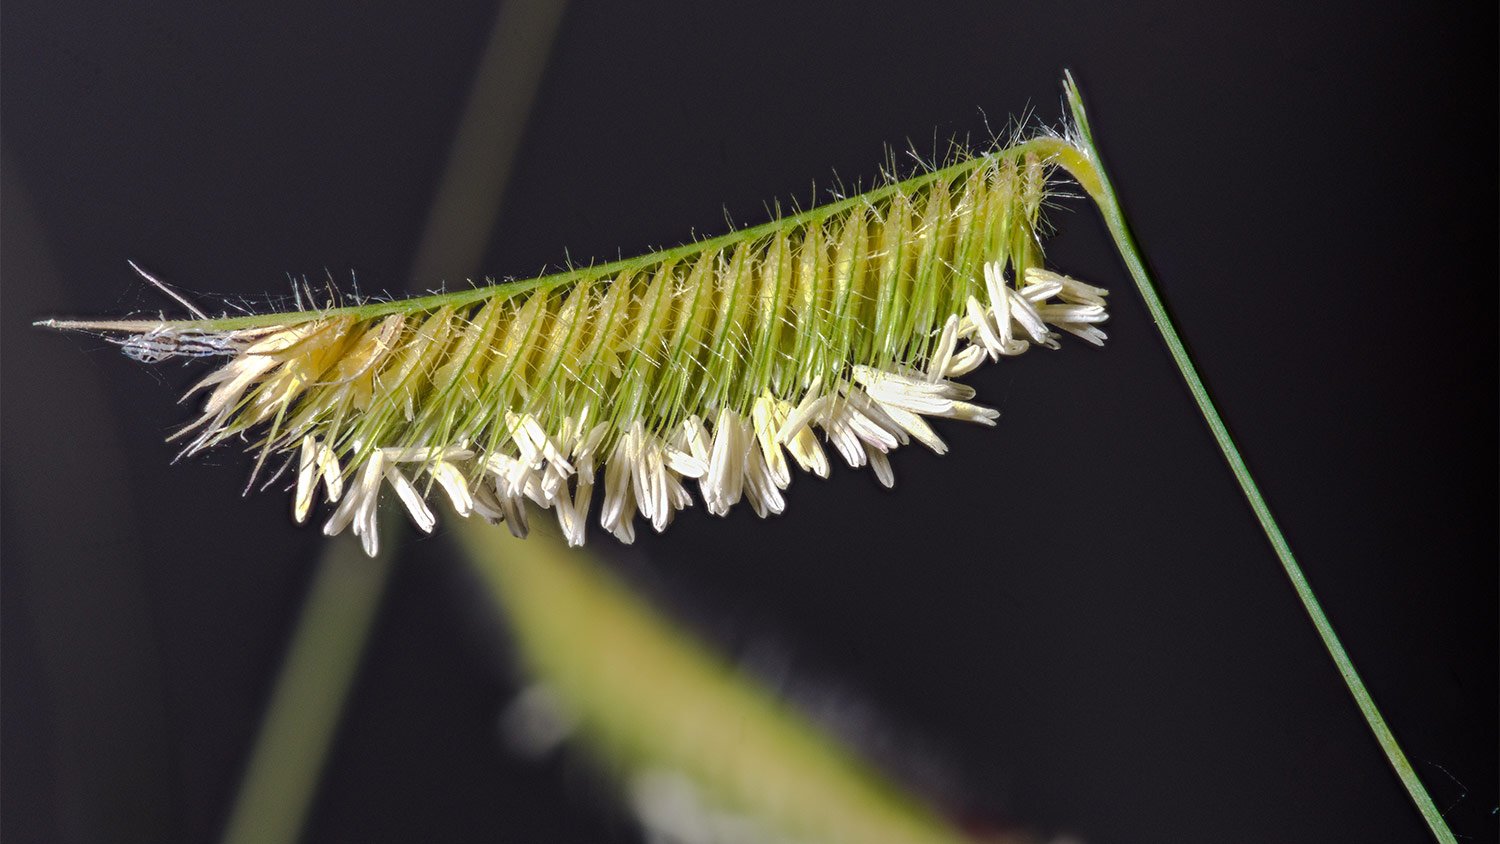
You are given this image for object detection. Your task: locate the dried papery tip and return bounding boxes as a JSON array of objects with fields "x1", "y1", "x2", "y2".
[{"x1": 43, "y1": 138, "x2": 1110, "y2": 554}]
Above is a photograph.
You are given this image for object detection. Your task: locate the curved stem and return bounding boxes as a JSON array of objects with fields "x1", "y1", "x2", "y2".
[{"x1": 1057, "y1": 73, "x2": 1455, "y2": 843}]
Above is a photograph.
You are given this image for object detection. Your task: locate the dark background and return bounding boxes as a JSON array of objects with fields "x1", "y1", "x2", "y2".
[{"x1": 2, "y1": 2, "x2": 1494, "y2": 842}]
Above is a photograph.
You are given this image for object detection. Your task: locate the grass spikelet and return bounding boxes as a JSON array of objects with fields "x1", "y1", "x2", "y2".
[{"x1": 39, "y1": 135, "x2": 1110, "y2": 554}]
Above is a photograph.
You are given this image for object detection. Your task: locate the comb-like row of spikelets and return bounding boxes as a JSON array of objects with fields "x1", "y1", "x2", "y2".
[{"x1": 52, "y1": 144, "x2": 1110, "y2": 554}]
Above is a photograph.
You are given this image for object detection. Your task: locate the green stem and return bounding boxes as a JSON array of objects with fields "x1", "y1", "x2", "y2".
[{"x1": 1057, "y1": 73, "x2": 1454, "y2": 843}]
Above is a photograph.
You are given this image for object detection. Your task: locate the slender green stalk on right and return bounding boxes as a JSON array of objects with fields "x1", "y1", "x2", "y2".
[{"x1": 1056, "y1": 73, "x2": 1455, "y2": 844}]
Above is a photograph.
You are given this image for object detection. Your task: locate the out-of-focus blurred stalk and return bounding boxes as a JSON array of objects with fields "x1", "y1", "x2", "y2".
[
  {"x1": 409, "y1": 0, "x2": 567, "y2": 284},
  {"x1": 220, "y1": 3, "x2": 567, "y2": 842},
  {"x1": 4, "y1": 153, "x2": 176, "y2": 844},
  {"x1": 460, "y1": 521, "x2": 990, "y2": 844},
  {"x1": 220, "y1": 536, "x2": 388, "y2": 844}
]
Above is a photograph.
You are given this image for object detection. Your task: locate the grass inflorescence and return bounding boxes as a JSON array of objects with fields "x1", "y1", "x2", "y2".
[{"x1": 40, "y1": 135, "x2": 1109, "y2": 553}]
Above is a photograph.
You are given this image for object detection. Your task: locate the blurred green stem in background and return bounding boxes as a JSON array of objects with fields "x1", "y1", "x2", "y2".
[
  {"x1": 220, "y1": 535, "x2": 390, "y2": 844},
  {"x1": 219, "y1": 2, "x2": 568, "y2": 842},
  {"x1": 460, "y1": 522, "x2": 991, "y2": 844}
]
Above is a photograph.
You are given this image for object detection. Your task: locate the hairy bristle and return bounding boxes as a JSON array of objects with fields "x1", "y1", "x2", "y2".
[{"x1": 44, "y1": 142, "x2": 1111, "y2": 553}]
